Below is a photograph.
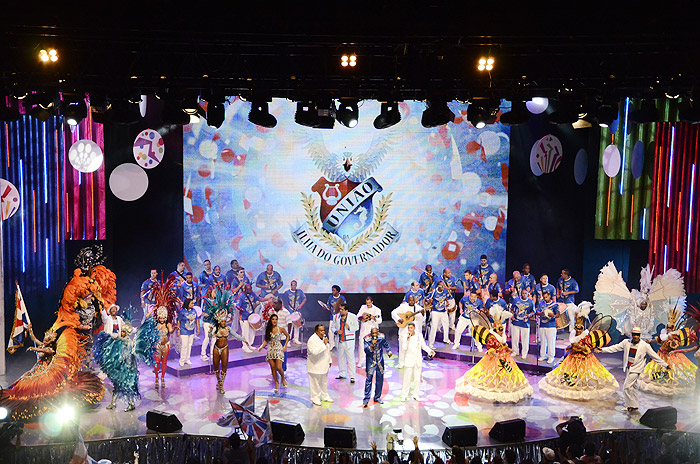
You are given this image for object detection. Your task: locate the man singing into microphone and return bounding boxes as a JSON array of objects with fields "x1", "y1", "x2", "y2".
[{"x1": 362, "y1": 327, "x2": 392, "y2": 407}]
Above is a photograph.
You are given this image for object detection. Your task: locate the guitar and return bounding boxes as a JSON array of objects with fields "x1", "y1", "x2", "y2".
[
  {"x1": 396, "y1": 310, "x2": 419, "y2": 328},
  {"x1": 423, "y1": 275, "x2": 434, "y2": 310}
]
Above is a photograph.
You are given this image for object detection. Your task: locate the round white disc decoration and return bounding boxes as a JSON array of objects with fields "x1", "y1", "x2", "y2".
[
  {"x1": 574, "y1": 148, "x2": 588, "y2": 185},
  {"x1": 68, "y1": 139, "x2": 103, "y2": 173},
  {"x1": 532, "y1": 135, "x2": 563, "y2": 175},
  {"x1": 109, "y1": 163, "x2": 149, "y2": 201},
  {"x1": 602, "y1": 144, "x2": 622, "y2": 178},
  {"x1": 133, "y1": 129, "x2": 165, "y2": 169},
  {"x1": 0, "y1": 178, "x2": 20, "y2": 220},
  {"x1": 526, "y1": 97, "x2": 549, "y2": 114},
  {"x1": 530, "y1": 140, "x2": 543, "y2": 176}
]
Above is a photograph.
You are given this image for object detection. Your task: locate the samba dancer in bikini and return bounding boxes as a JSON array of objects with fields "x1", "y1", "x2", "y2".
[{"x1": 154, "y1": 306, "x2": 175, "y2": 388}]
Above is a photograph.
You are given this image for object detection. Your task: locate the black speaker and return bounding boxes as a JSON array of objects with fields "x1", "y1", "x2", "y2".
[
  {"x1": 146, "y1": 410, "x2": 183, "y2": 433},
  {"x1": 271, "y1": 420, "x2": 305, "y2": 445},
  {"x1": 442, "y1": 425, "x2": 478, "y2": 447},
  {"x1": 489, "y1": 419, "x2": 526, "y2": 442},
  {"x1": 324, "y1": 426, "x2": 357, "y2": 448},
  {"x1": 640, "y1": 406, "x2": 677, "y2": 429}
]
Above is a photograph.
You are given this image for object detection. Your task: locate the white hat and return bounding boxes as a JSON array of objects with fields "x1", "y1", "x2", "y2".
[
  {"x1": 542, "y1": 447, "x2": 555, "y2": 460},
  {"x1": 632, "y1": 327, "x2": 641, "y2": 334}
]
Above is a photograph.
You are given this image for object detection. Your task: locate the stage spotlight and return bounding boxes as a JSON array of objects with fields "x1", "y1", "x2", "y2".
[
  {"x1": 0, "y1": 407, "x2": 8, "y2": 421},
  {"x1": 421, "y1": 100, "x2": 455, "y2": 128},
  {"x1": 0, "y1": 100, "x2": 20, "y2": 122},
  {"x1": 526, "y1": 97, "x2": 549, "y2": 114},
  {"x1": 596, "y1": 102, "x2": 619, "y2": 128},
  {"x1": 207, "y1": 100, "x2": 226, "y2": 128},
  {"x1": 630, "y1": 99, "x2": 659, "y2": 123},
  {"x1": 467, "y1": 102, "x2": 498, "y2": 129},
  {"x1": 106, "y1": 100, "x2": 141, "y2": 124},
  {"x1": 248, "y1": 100, "x2": 277, "y2": 128},
  {"x1": 499, "y1": 101, "x2": 530, "y2": 126},
  {"x1": 340, "y1": 54, "x2": 357, "y2": 68},
  {"x1": 374, "y1": 101, "x2": 401, "y2": 129},
  {"x1": 294, "y1": 99, "x2": 336, "y2": 129},
  {"x1": 56, "y1": 404, "x2": 76, "y2": 424},
  {"x1": 336, "y1": 99, "x2": 359, "y2": 128},
  {"x1": 26, "y1": 92, "x2": 55, "y2": 121},
  {"x1": 39, "y1": 49, "x2": 58, "y2": 63},
  {"x1": 477, "y1": 57, "x2": 494, "y2": 72},
  {"x1": 679, "y1": 99, "x2": 700, "y2": 123},
  {"x1": 182, "y1": 95, "x2": 204, "y2": 124},
  {"x1": 161, "y1": 101, "x2": 190, "y2": 125},
  {"x1": 62, "y1": 98, "x2": 88, "y2": 126},
  {"x1": 548, "y1": 100, "x2": 580, "y2": 125}
]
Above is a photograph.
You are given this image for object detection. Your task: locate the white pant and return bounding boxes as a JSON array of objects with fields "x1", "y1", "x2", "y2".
[
  {"x1": 241, "y1": 320, "x2": 256, "y2": 349},
  {"x1": 511, "y1": 325, "x2": 530, "y2": 358},
  {"x1": 329, "y1": 319, "x2": 336, "y2": 350},
  {"x1": 447, "y1": 299, "x2": 456, "y2": 329},
  {"x1": 291, "y1": 324, "x2": 302, "y2": 344},
  {"x1": 179, "y1": 334, "x2": 195, "y2": 365},
  {"x1": 539, "y1": 327, "x2": 557, "y2": 360},
  {"x1": 397, "y1": 328, "x2": 407, "y2": 367},
  {"x1": 357, "y1": 326, "x2": 372, "y2": 367},
  {"x1": 429, "y1": 311, "x2": 451, "y2": 346},
  {"x1": 623, "y1": 372, "x2": 640, "y2": 408},
  {"x1": 201, "y1": 322, "x2": 214, "y2": 358},
  {"x1": 399, "y1": 365, "x2": 422, "y2": 400},
  {"x1": 454, "y1": 316, "x2": 482, "y2": 351},
  {"x1": 309, "y1": 372, "x2": 332, "y2": 403},
  {"x1": 337, "y1": 340, "x2": 356, "y2": 379}
]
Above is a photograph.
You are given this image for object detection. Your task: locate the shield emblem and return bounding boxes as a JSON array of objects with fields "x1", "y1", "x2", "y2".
[{"x1": 311, "y1": 177, "x2": 377, "y2": 242}]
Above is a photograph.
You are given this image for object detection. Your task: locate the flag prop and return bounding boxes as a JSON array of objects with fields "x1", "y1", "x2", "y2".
[{"x1": 7, "y1": 282, "x2": 32, "y2": 354}]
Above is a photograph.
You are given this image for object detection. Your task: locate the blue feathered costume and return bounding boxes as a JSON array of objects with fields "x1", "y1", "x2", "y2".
[{"x1": 93, "y1": 317, "x2": 159, "y2": 411}]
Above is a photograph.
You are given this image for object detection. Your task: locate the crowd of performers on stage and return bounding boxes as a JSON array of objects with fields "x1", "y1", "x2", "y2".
[{"x1": 1, "y1": 249, "x2": 697, "y2": 422}]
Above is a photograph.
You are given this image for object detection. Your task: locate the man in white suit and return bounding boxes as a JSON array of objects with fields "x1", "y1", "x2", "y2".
[
  {"x1": 357, "y1": 296, "x2": 382, "y2": 368},
  {"x1": 396, "y1": 322, "x2": 435, "y2": 401},
  {"x1": 101, "y1": 304, "x2": 124, "y2": 335},
  {"x1": 391, "y1": 296, "x2": 425, "y2": 368},
  {"x1": 332, "y1": 303, "x2": 359, "y2": 382},
  {"x1": 307, "y1": 324, "x2": 334, "y2": 406},
  {"x1": 599, "y1": 326, "x2": 669, "y2": 411}
]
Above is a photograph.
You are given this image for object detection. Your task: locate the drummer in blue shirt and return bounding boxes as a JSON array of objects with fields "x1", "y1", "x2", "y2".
[{"x1": 537, "y1": 291, "x2": 560, "y2": 364}]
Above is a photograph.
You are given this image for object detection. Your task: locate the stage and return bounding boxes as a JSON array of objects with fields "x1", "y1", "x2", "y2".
[{"x1": 4, "y1": 330, "x2": 700, "y2": 451}]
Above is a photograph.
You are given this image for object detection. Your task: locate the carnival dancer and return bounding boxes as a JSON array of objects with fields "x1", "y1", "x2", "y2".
[
  {"x1": 454, "y1": 291, "x2": 485, "y2": 351},
  {"x1": 198, "y1": 260, "x2": 215, "y2": 295},
  {"x1": 427, "y1": 280, "x2": 452, "y2": 349},
  {"x1": 237, "y1": 284, "x2": 261, "y2": 353},
  {"x1": 101, "y1": 303, "x2": 124, "y2": 336},
  {"x1": 256, "y1": 264, "x2": 283, "y2": 300},
  {"x1": 326, "y1": 285, "x2": 347, "y2": 350},
  {"x1": 357, "y1": 296, "x2": 382, "y2": 368},
  {"x1": 403, "y1": 281, "x2": 425, "y2": 305},
  {"x1": 169, "y1": 261, "x2": 187, "y2": 286},
  {"x1": 258, "y1": 314, "x2": 290, "y2": 393},
  {"x1": 179, "y1": 272, "x2": 200, "y2": 305},
  {"x1": 397, "y1": 322, "x2": 435, "y2": 401},
  {"x1": 535, "y1": 273, "x2": 556, "y2": 305},
  {"x1": 93, "y1": 318, "x2": 159, "y2": 411},
  {"x1": 140, "y1": 269, "x2": 158, "y2": 315},
  {"x1": 270, "y1": 297, "x2": 291, "y2": 371},
  {"x1": 225, "y1": 259, "x2": 242, "y2": 287},
  {"x1": 392, "y1": 296, "x2": 425, "y2": 368},
  {"x1": 557, "y1": 269, "x2": 579, "y2": 305},
  {"x1": 639, "y1": 304, "x2": 698, "y2": 395},
  {"x1": 461, "y1": 269, "x2": 479, "y2": 296},
  {"x1": 332, "y1": 303, "x2": 359, "y2": 383},
  {"x1": 177, "y1": 298, "x2": 200, "y2": 366},
  {"x1": 539, "y1": 306, "x2": 619, "y2": 400},
  {"x1": 307, "y1": 324, "x2": 334, "y2": 406},
  {"x1": 362, "y1": 327, "x2": 393, "y2": 407},
  {"x1": 598, "y1": 327, "x2": 669, "y2": 412},
  {"x1": 537, "y1": 291, "x2": 560, "y2": 364},
  {"x1": 521, "y1": 264, "x2": 537, "y2": 296},
  {"x1": 510, "y1": 288, "x2": 535, "y2": 359},
  {"x1": 442, "y1": 268, "x2": 459, "y2": 332},
  {"x1": 203, "y1": 286, "x2": 248, "y2": 394},
  {"x1": 455, "y1": 305, "x2": 532, "y2": 402},
  {"x1": 282, "y1": 280, "x2": 307, "y2": 345},
  {"x1": 154, "y1": 306, "x2": 175, "y2": 388},
  {"x1": 474, "y1": 254, "x2": 495, "y2": 299}
]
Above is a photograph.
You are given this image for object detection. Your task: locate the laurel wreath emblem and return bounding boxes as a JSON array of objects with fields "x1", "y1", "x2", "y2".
[{"x1": 300, "y1": 192, "x2": 393, "y2": 253}]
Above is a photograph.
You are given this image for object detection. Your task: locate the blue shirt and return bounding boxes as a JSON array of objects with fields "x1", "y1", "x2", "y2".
[
  {"x1": 537, "y1": 300, "x2": 560, "y2": 328},
  {"x1": 178, "y1": 307, "x2": 198, "y2": 335},
  {"x1": 441, "y1": 275, "x2": 459, "y2": 298},
  {"x1": 179, "y1": 282, "x2": 200, "y2": 303},
  {"x1": 557, "y1": 277, "x2": 579, "y2": 304},
  {"x1": 364, "y1": 334, "x2": 391, "y2": 376},
  {"x1": 462, "y1": 276, "x2": 479, "y2": 294},
  {"x1": 487, "y1": 282, "x2": 503, "y2": 296},
  {"x1": 282, "y1": 289, "x2": 307, "y2": 312},
  {"x1": 225, "y1": 269, "x2": 239, "y2": 286},
  {"x1": 428, "y1": 288, "x2": 451, "y2": 312},
  {"x1": 403, "y1": 288, "x2": 425, "y2": 304},
  {"x1": 535, "y1": 283, "x2": 556, "y2": 301},
  {"x1": 230, "y1": 275, "x2": 251, "y2": 293},
  {"x1": 198, "y1": 270, "x2": 215, "y2": 292},
  {"x1": 474, "y1": 264, "x2": 495, "y2": 288},
  {"x1": 256, "y1": 271, "x2": 283, "y2": 297},
  {"x1": 327, "y1": 294, "x2": 347, "y2": 320},
  {"x1": 506, "y1": 278, "x2": 529, "y2": 300},
  {"x1": 459, "y1": 296, "x2": 483, "y2": 319},
  {"x1": 419, "y1": 272, "x2": 437, "y2": 292},
  {"x1": 484, "y1": 297, "x2": 508, "y2": 312},
  {"x1": 141, "y1": 278, "x2": 157, "y2": 305},
  {"x1": 168, "y1": 270, "x2": 186, "y2": 285},
  {"x1": 237, "y1": 292, "x2": 260, "y2": 321},
  {"x1": 522, "y1": 274, "x2": 537, "y2": 294},
  {"x1": 510, "y1": 296, "x2": 535, "y2": 328}
]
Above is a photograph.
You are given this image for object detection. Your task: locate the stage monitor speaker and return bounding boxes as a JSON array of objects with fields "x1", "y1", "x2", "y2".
[
  {"x1": 271, "y1": 420, "x2": 305, "y2": 445},
  {"x1": 324, "y1": 426, "x2": 357, "y2": 448},
  {"x1": 442, "y1": 424, "x2": 478, "y2": 447},
  {"x1": 489, "y1": 419, "x2": 526, "y2": 442},
  {"x1": 640, "y1": 406, "x2": 677, "y2": 429},
  {"x1": 146, "y1": 410, "x2": 183, "y2": 433}
]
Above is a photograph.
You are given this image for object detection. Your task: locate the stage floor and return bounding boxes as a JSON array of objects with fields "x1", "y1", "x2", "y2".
[{"x1": 5, "y1": 337, "x2": 700, "y2": 450}]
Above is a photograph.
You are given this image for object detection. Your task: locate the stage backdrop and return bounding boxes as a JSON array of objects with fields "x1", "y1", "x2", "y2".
[{"x1": 183, "y1": 99, "x2": 510, "y2": 293}]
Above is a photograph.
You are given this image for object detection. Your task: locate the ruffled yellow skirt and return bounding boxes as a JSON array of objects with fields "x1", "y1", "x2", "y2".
[
  {"x1": 455, "y1": 349, "x2": 533, "y2": 403},
  {"x1": 538, "y1": 352, "x2": 619, "y2": 401},
  {"x1": 639, "y1": 351, "x2": 697, "y2": 396}
]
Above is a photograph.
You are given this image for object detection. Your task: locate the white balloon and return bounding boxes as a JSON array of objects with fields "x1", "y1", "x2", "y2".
[
  {"x1": 109, "y1": 163, "x2": 149, "y2": 201},
  {"x1": 68, "y1": 139, "x2": 103, "y2": 173}
]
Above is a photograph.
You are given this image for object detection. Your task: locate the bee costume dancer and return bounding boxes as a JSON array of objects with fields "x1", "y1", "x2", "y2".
[
  {"x1": 539, "y1": 303, "x2": 619, "y2": 400},
  {"x1": 455, "y1": 304, "x2": 533, "y2": 402},
  {"x1": 639, "y1": 303, "x2": 698, "y2": 395}
]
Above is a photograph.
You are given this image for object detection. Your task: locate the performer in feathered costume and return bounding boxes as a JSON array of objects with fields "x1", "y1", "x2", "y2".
[
  {"x1": 455, "y1": 305, "x2": 533, "y2": 403},
  {"x1": 93, "y1": 316, "x2": 159, "y2": 411},
  {"x1": 539, "y1": 304, "x2": 619, "y2": 400},
  {"x1": 203, "y1": 285, "x2": 248, "y2": 393},
  {"x1": 594, "y1": 262, "x2": 686, "y2": 338},
  {"x1": 638, "y1": 303, "x2": 698, "y2": 395},
  {"x1": 143, "y1": 276, "x2": 179, "y2": 388}
]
